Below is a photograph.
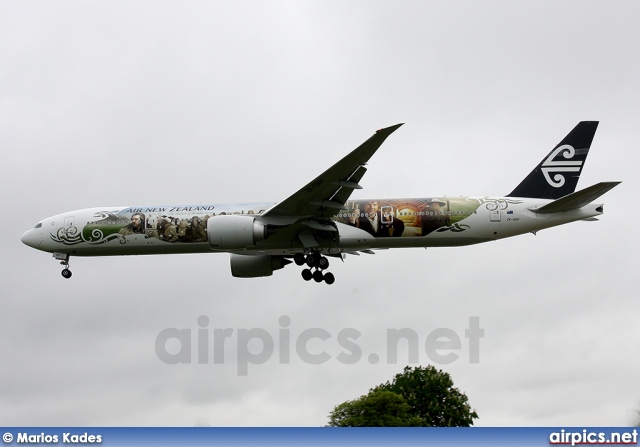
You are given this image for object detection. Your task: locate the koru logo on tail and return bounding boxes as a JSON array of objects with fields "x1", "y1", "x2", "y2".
[{"x1": 541, "y1": 144, "x2": 582, "y2": 188}]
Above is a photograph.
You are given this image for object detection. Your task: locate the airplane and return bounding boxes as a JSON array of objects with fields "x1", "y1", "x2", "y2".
[{"x1": 21, "y1": 121, "x2": 619, "y2": 285}]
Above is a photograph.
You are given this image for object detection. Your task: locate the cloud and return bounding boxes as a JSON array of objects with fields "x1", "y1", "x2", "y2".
[{"x1": 2, "y1": 0, "x2": 637, "y2": 427}]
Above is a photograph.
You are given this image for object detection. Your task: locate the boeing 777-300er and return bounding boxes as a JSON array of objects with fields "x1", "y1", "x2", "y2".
[{"x1": 22, "y1": 121, "x2": 619, "y2": 284}]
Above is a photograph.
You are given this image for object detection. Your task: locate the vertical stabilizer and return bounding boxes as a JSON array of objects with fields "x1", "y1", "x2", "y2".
[{"x1": 507, "y1": 121, "x2": 599, "y2": 199}]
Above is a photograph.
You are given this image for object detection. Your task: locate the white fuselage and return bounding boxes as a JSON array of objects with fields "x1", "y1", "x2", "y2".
[{"x1": 20, "y1": 196, "x2": 603, "y2": 258}]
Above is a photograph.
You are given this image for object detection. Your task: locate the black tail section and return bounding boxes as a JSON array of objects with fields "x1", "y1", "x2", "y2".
[{"x1": 507, "y1": 121, "x2": 599, "y2": 199}]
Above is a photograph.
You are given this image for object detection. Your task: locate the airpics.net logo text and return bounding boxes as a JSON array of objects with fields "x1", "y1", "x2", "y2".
[{"x1": 155, "y1": 316, "x2": 484, "y2": 376}]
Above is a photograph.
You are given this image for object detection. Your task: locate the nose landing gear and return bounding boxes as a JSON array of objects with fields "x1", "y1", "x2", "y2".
[
  {"x1": 61, "y1": 266, "x2": 72, "y2": 279},
  {"x1": 53, "y1": 252, "x2": 72, "y2": 279},
  {"x1": 295, "y1": 252, "x2": 335, "y2": 285}
]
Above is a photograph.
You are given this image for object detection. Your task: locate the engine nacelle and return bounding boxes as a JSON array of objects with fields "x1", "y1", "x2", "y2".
[
  {"x1": 230, "y1": 254, "x2": 291, "y2": 278},
  {"x1": 207, "y1": 215, "x2": 265, "y2": 249}
]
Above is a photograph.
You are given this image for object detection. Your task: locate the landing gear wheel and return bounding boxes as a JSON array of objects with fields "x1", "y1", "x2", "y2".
[
  {"x1": 301, "y1": 269, "x2": 313, "y2": 281},
  {"x1": 306, "y1": 253, "x2": 321, "y2": 268},
  {"x1": 323, "y1": 272, "x2": 335, "y2": 285},
  {"x1": 299, "y1": 253, "x2": 336, "y2": 284},
  {"x1": 61, "y1": 268, "x2": 72, "y2": 279},
  {"x1": 317, "y1": 256, "x2": 329, "y2": 270}
]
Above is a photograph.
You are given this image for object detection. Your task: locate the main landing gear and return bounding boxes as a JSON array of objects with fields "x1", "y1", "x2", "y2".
[
  {"x1": 294, "y1": 253, "x2": 335, "y2": 285},
  {"x1": 54, "y1": 252, "x2": 72, "y2": 279}
]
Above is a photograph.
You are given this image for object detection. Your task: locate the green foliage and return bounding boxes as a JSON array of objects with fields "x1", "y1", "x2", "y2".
[
  {"x1": 375, "y1": 365, "x2": 478, "y2": 426},
  {"x1": 327, "y1": 389, "x2": 421, "y2": 427},
  {"x1": 328, "y1": 366, "x2": 478, "y2": 427}
]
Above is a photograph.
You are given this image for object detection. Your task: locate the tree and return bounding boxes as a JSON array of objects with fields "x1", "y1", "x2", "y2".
[
  {"x1": 328, "y1": 365, "x2": 478, "y2": 427},
  {"x1": 327, "y1": 389, "x2": 422, "y2": 427}
]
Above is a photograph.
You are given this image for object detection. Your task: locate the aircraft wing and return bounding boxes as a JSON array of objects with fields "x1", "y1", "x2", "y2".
[{"x1": 261, "y1": 124, "x2": 403, "y2": 220}]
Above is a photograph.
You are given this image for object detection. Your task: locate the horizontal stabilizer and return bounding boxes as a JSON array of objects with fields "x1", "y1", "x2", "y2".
[{"x1": 529, "y1": 181, "x2": 620, "y2": 214}]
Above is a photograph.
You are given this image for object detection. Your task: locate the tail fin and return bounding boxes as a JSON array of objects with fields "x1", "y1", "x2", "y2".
[{"x1": 507, "y1": 121, "x2": 599, "y2": 199}]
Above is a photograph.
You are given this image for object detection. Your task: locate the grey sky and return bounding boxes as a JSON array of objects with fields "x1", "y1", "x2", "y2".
[{"x1": 2, "y1": 1, "x2": 639, "y2": 426}]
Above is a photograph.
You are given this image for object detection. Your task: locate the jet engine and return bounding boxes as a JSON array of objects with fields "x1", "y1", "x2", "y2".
[
  {"x1": 207, "y1": 215, "x2": 266, "y2": 249},
  {"x1": 230, "y1": 254, "x2": 291, "y2": 278}
]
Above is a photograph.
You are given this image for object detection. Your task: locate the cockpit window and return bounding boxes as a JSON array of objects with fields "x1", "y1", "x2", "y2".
[{"x1": 34, "y1": 223, "x2": 42, "y2": 229}]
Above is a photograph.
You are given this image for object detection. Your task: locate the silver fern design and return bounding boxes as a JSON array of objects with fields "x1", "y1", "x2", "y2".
[
  {"x1": 480, "y1": 198, "x2": 523, "y2": 211},
  {"x1": 435, "y1": 223, "x2": 471, "y2": 233},
  {"x1": 541, "y1": 144, "x2": 583, "y2": 188},
  {"x1": 50, "y1": 225, "x2": 125, "y2": 246}
]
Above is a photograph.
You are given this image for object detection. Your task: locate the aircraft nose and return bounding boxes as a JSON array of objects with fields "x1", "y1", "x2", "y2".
[{"x1": 21, "y1": 229, "x2": 41, "y2": 249}]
